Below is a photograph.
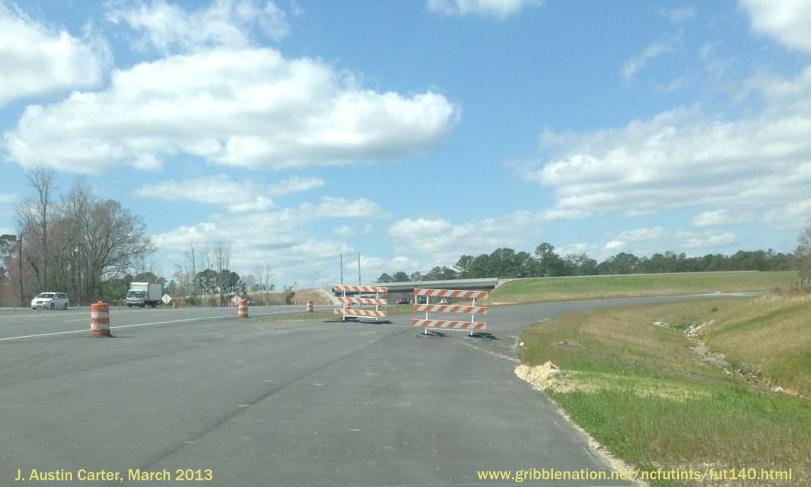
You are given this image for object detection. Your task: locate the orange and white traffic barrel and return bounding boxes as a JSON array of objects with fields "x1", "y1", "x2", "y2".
[
  {"x1": 306, "y1": 301, "x2": 314, "y2": 312},
  {"x1": 89, "y1": 301, "x2": 111, "y2": 337},
  {"x1": 237, "y1": 298, "x2": 249, "y2": 319}
]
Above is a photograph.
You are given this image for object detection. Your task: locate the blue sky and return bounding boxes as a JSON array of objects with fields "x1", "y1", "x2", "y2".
[{"x1": 1, "y1": 0, "x2": 810, "y2": 286}]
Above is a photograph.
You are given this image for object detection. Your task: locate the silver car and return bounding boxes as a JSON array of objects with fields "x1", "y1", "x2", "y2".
[{"x1": 31, "y1": 292, "x2": 70, "y2": 310}]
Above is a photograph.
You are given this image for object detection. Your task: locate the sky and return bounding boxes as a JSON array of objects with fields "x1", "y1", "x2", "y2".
[{"x1": 1, "y1": 0, "x2": 810, "y2": 287}]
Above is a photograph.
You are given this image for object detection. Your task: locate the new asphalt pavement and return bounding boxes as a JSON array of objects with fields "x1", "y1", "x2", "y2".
[{"x1": 0, "y1": 294, "x2": 754, "y2": 486}]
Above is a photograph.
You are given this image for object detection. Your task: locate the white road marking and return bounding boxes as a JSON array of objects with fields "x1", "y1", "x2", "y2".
[{"x1": 0, "y1": 310, "x2": 293, "y2": 342}]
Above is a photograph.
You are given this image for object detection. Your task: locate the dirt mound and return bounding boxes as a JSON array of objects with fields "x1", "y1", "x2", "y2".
[{"x1": 514, "y1": 361, "x2": 570, "y2": 392}]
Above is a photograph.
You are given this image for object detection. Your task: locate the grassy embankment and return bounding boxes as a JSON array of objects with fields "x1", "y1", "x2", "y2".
[
  {"x1": 492, "y1": 271, "x2": 796, "y2": 305},
  {"x1": 518, "y1": 294, "x2": 811, "y2": 486}
]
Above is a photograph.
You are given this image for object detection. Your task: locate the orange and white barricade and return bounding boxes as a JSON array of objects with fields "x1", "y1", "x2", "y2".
[
  {"x1": 237, "y1": 298, "x2": 249, "y2": 319},
  {"x1": 412, "y1": 288, "x2": 488, "y2": 335},
  {"x1": 89, "y1": 301, "x2": 111, "y2": 337},
  {"x1": 332, "y1": 284, "x2": 388, "y2": 321}
]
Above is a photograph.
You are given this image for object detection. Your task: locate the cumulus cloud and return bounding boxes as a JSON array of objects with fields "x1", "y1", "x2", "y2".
[
  {"x1": 3, "y1": 47, "x2": 457, "y2": 173},
  {"x1": 521, "y1": 65, "x2": 811, "y2": 221},
  {"x1": 0, "y1": 3, "x2": 106, "y2": 106},
  {"x1": 427, "y1": 0, "x2": 543, "y2": 19},
  {"x1": 134, "y1": 174, "x2": 324, "y2": 212},
  {"x1": 739, "y1": 0, "x2": 811, "y2": 54},
  {"x1": 106, "y1": 0, "x2": 290, "y2": 53}
]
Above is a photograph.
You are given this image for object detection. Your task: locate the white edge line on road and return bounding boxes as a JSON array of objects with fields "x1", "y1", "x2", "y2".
[{"x1": 0, "y1": 311, "x2": 288, "y2": 342}]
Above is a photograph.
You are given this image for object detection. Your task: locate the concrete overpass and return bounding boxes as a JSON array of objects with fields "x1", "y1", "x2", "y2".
[{"x1": 371, "y1": 278, "x2": 500, "y2": 294}]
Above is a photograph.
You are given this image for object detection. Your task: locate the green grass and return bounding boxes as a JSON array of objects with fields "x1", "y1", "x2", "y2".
[
  {"x1": 492, "y1": 271, "x2": 796, "y2": 305},
  {"x1": 518, "y1": 296, "x2": 811, "y2": 486}
]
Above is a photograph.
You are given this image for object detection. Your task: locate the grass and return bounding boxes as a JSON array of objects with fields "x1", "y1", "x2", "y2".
[
  {"x1": 518, "y1": 295, "x2": 811, "y2": 486},
  {"x1": 700, "y1": 294, "x2": 811, "y2": 395},
  {"x1": 492, "y1": 271, "x2": 796, "y2": 305}
]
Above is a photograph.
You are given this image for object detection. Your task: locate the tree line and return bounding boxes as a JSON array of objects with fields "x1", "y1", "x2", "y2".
[
  {"x1": 0, "y1": 171, "x2": 277, "y2": 307},
  {"x1": 0, "y1": 170, "x2": 153, "y2": 305},
  {"x1": 377, "y1": 242, "x2": 806, "y2": 284}
]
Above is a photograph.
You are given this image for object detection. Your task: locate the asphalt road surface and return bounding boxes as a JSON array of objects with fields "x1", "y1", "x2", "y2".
[{"x1": 0, "y1": 294, "x2": 752, "y2": 486}]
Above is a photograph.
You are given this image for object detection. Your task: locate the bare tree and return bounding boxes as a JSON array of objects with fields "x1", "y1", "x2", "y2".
[
  {"x1": 251, "y1": 264, "x2": 272, "y2": 305},
  {"x1": 184, "y1": 244, "x2": 199, "y2": 305},
  {"x1": 796, "y1": 221, "x2": 811, "y2": 289},
  {"x1": 77, "y1": 198, "x2": 154, "y2": 300},
  {"x1": 213, "y1": 242, "x2": 231, "y2": 306},
  {"x1": 262, "y1": 264, "x2": 272, "y2": 306},
  {"x1": 20, "y1": 169, "x2": 56, "y2": 290}
]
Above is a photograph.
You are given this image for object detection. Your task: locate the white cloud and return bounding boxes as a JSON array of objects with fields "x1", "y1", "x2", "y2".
[
  {"x1": 602, "y1": 227, "x2": 737, "y2": 255},
  {"x1": 523, "y1": 66, "x2": 811, "y2": 220},
  {"x1": 615, "y1": 227, "x2": 669, "y2": 242},
  {"x1": 659, "y1": 6, "x2": 695, "y2": 24},
  {"x1": 389, "y1": 211, "x2": 547, "y2": 265},
  {"x1": 333, "y1": 223, "x2": 376, "y2": 238},
  {"x1": 739, "y1": 0, "x2": 811, "y2": 54},
  {"x1": 269, "y1": 175, "x2": 325, "y2": 196},
  {"x1": 762, "y1": 199, "x2": 811, "y2": 229},
  {"x1": 656, "y1": 74, "x2": 690, "y2": 94},
  {"x1": 134, "y1": 174, "x2": 323, "y2": 212},
  {"x1": 107, "y1": 0, "x2": 289, "y2": 53},
  {"x1": 3, "y1": 47, "x2": 457, "y2": 173},
  {"x1": 691, "y1": 209, "x2": 749, "y2": 228},
  {"x1": 298, "y1": 196, "x2": 384, "y2": 219},
  {"x1": 151, "y1": 195, "x2": 385, "y2": 286},
  {"x1": 621, "y1": 39, "x2": 675, "y2": 82},
  {"x1": 333, "y1": 225, "x2": 353, "y2": 237},
  {"x1": 0, "y1": 3, "x2": 106, "y2": 106},
  {"x1": 604, "y1": 240, "x2": 625, "y2": 251},
  {"x1": 427, "y1": 0, "x2": 543, "y2": 19},
  {"x1": 678, "y1": 231, "x2": 736, "y2": 248}
]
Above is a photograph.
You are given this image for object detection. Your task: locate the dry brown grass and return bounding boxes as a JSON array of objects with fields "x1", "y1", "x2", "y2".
[
  {"x1": 518, "y1": 296, "x2": 811, "y2": 486},
  {"x1": 701, "y1": 294, "x2": 811, "y2": 396}
]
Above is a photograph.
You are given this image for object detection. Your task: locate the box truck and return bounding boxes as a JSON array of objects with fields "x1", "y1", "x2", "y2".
[{"x1": 126, "y1": 282, "x2": 164, "y2": 308}]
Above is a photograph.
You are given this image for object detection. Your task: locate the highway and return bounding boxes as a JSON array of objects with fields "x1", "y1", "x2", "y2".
[{"x1": 0, "y1": 294, "x2": 746, "y2": 486}]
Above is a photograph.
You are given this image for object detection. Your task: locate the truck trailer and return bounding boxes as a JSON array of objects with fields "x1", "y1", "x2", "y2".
[{"x1": 126, "y1": 282, "x2": 164, "y2": 308}]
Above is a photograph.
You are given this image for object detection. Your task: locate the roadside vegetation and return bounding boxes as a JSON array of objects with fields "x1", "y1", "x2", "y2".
[
  {"x1": 490, "y1": 270, "x2": 795, "y2": 304},
  {"x1": 517, "y1": 295, "x2": 811, "y2": 486},
  {"x1": 376, "y1": 242, "x2": 795, "y2": 283}
]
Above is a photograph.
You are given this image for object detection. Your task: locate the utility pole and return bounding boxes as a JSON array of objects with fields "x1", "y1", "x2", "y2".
[
  {"x1": 265, "y1": 264, "x2": 271, "y2": 307},
  {"x1": 357, "y1": 252, "x2": 361, "y2": 285},
  {"x1": 339, "y1": 252, "x2": 344, "y2": 284}
]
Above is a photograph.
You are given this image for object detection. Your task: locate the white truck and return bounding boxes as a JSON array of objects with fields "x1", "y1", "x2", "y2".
[{"x1": 126, "y1": 282, "x2": 164, "y2": 308}]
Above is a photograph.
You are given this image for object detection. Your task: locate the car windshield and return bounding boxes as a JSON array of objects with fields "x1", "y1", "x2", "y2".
[
  {"x1": 36, "y1": 293, "x2": 54, "y2": 299},
  {"x1": 128, "y1": 291, "x2": 145, "y2": 298}
]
